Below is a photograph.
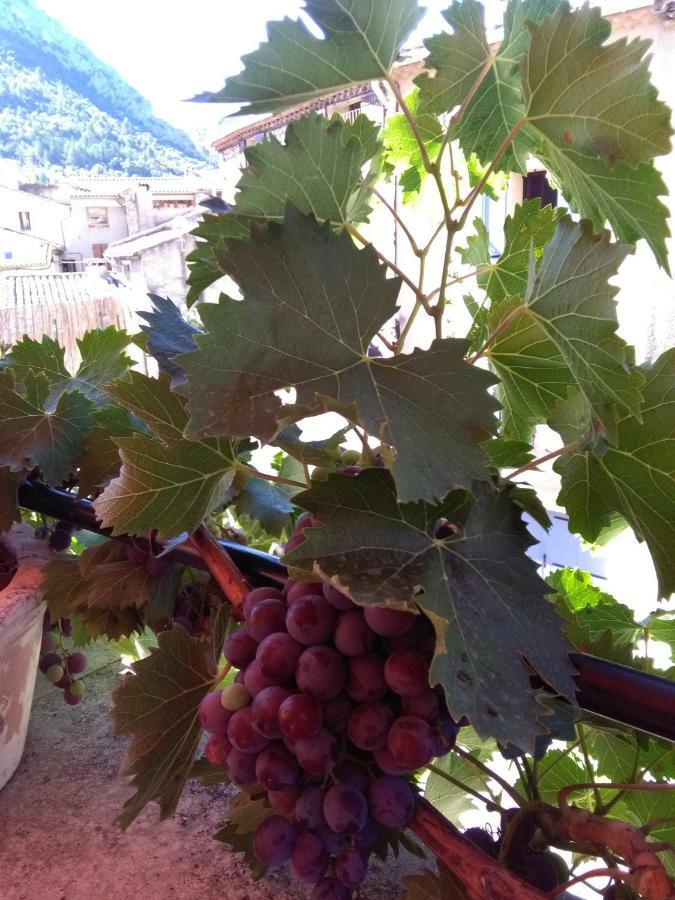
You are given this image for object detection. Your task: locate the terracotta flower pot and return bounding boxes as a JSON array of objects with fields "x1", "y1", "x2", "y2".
[{"x1": 0, "y1": 523, "x2": 51, "y2": 790}]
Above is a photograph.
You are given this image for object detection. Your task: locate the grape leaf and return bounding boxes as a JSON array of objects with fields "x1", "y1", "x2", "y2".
[
  {"x1": 233, "y1": 477, "x2": 295, "y2": 536},
  {"x1": 274, "y1": 423, "x2": 347, "y2": 468},
  {"x1": 587, "y1": 731, "x2": 642, "y2": 783},
  {"x1": 189, "y1": 758, "x2": 229, "y2": 787},
  {"x1": 94, "y1": 372, "x2": 240, "y2": 539},
  {"x1": 178, "y1": 207, "x2": 498, "y2": 504},
  {"x1": 480, "y1": 437, "x2": 534, "y2": 470},
  {"x1": 614, "y1": 790, "x2": 675, "y2": 877},
  {"x1": 137, "y1": 294, "x2": 201, "y2": 383},
  {"x1": 0, "y1": 374, "x2": 92, "y2": 484},
  {"x1": 551, "y1": 349, "x2": 675, "y2": 599},
  {"x1": 285, "y1": 469, "x2": 576, "y2": 749},
  {"x1": 488, "y1": 218, "x2": 644, "y2": 437},
  {"x1": 214, "y1": 792, "x2": 272, "y2": 880},
  {"x1": 522, "y1": 5, "x2": 672, "y2": 171},
  {"x1": 524, "y1": 749, "x2": 590, "y2": 807},
  {"x1": 650, "y1": 616, "x2": 675, "y2": 659},
  {"x1": 194, "y1": 0, "x2": 423, "y2": 115},
  {"x1": 186, "y1": 213, "x2": 249, "y2": 307},
  {"x1": 234, "y1": 113, "x2": 380, "y2": 225},
  {"x1": 383, "y1": 88, "x2": 443, "y2": 201},
  {"x1": 425, "y1": 750, "x2": 493, "y2": 820},
  {"x1": 458, "y1": 200, "x2": 565, "y2": 303},
  {"x1": 449, "y1": 0, "x2": 564, "y2": 172},
  {"x1": 77, "y1": 405, "x2": 145, "y2": 498},
  {"x1": 112, "y1": 627, "x2": 217, "y2": 828}
]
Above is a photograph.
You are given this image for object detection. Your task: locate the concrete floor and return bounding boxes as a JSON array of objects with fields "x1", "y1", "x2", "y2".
[{"x1": 0, "y1": 645, "x2": 424, "y2": 900}]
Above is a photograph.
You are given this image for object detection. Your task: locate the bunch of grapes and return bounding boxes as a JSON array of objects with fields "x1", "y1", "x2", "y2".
[
  {"x1": 198, "y1": 576, "x2": 463, "y2": 898},
  {"x1": 38, "y1": 611, "x2": 87, "y2": 705}
]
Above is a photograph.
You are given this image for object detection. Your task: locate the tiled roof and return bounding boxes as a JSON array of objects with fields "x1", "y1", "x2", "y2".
[
  {"x1": 69, "y1": 175, "x2": 222, "y2": 198},
  {"x1": 0, "y1": 271, "x2": 123, "y2": 309}
]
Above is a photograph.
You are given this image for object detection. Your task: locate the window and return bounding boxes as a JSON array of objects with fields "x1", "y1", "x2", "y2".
[
  {"x1": 86, "y1": 206, "x2": 109, "y2": 228},
  {"x1": 92, "y1": 243, "x2": 108, "y2": 258},
  {"x1": 523, "y1": 170, "x2": 558, "y2": 208},
  {"x1": 19, "y1": 211, "x2": 31, "y2": 231}
]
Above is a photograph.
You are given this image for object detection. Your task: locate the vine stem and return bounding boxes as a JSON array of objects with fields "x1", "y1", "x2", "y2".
[
  {"x1": 237, "y1": 463, "x2": 306, "y2": 490},
  {"x1": 559, "y1": 781, "x2": 675, "y2": 811},
  {"x1": 577, "y1": 725, "x2": 604, "y2": 813},
  {"x1": 426, "y1": 763, "x2": 505, "y2": 814},
  {"x1": 505, "y1": 442, "x2": 583, "y2": 481},
  {"x1": 453, "y1": 746, "x2": 526, "y2": 807},
  {"x1": 467, "y1": 301, "x2": 526, "y2": 362},
  {"x1": 188, "y1": 524, "x2": 249, "y2": 613},
  {"x1": 373, "y1": 186, "x2": 421, "y2": 256},
  {"x1": 548, "y1": 867, "x2": 631, "y2": 897},
  {"x1": 427, "y1": 265, "x2": 493, "y2": 301},
  {"x1": 397, "y1": 248, "x2": 427, "y2": 351}
]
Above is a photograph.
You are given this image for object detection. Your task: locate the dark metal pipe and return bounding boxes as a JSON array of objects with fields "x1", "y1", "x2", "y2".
[{"x1": 16, "y1": 481, "x2": 675, "y2": 743}]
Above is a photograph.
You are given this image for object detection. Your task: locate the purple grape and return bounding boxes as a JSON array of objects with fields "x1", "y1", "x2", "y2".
[
  {"x1": 247, "y1": 599, "x2": 288, "y2": 642},
  {"x1": 39, "y1": 651, "x2": 61, "y2": 674},
  {"x1": 66, "y1": 652, "x2": 87, "y2": 675},
  {"x1": 49, "y1": 529, "x2": 72, "y2": 551},
  {"x1": 255, "y1": 743, "x2": 300, "y2": 791},
  {"x1": 520, "y1": 853, "x2": 560, "y2": 891},
  {"x1": 252, "y1": 815, "x2": 297, "y2": 868},
  {"x1": 295, "y1": 729, "x2": 338, "y2": 779},
  {"x1": 347, "y1": 702, "x2": 394, "y2": 751},
  {"x1": 323, "y1": 693, "x2": 352, "y2": 733},
  {"x1": 278, "y1": 693, "x2": 323, "y2": 740},
  {"x1": 64, "y1": 690, "x2": 82, "y2": 705},
  {"x1": 363, "y1": 607, "x2": 415, "y2": 637},
  {"x1": 290, "y1": 831, "x2": 329, "y2": 883},
  {"x1": 373, "y1": 747, "x2": 411, "y2": 776},
  {"x1": 296, "y1": 646, "x2": 346, "y2": 701},
  {"x1": 268, "y1": 788, "x2": 301, "y2": 816},
  {"x1": 333, "y1": 611, "x2": 375, "y2": 657},
  {"x1": 402, "y1": 689, "x2": 439, "y2": 721},
  {"x1": 387, "y1": 716, "x2": 437, "y2": 770},
  {"x1": 323, "y1": 782, "x2": 368, "y2": 834},
  {"x1": 243, "y1": 585, "x2": 284, "y2": 620},
  {"x1": 59, "y1": 618, "x2": 72, "y2": 637},
  {"x1": 384, "y1": 649, "x2": 429, "y2": 697},
  {"x1": 198, "y1": 691, "x2": 233, "y2": 736},
  {"x1": 41, "y1": 633, "x2": 57, "y2": 654},
  {"x1": 205, "y1": 734, "x2": 232, "y2": 767},
  {"x1": 368, "y1": 776, "x2": 415, "y2": 828},
  {"x1": 243, "y1": 660, "x2": 281, "y2": 697},
  {"x1": 286, "y1": 580, "x2": 323, "y2": 605},
  {"x1": 250, "y1": 686, "x2": 292, "y2": 739},
  {"x1": 322, "y1": 583, "x2": 355, "y2": 612},
  {"x1": 345, "y1": 655, "x2": 387, "y2": 703},
  {"x1": 286, "y1": 595, "x2": 337, "y2": 645},
  {"x1": 227, "y1": 707, "x2": 270, "y2": 753},
  {"x1": 336, "y1": 849, "x2": 368, "y2": 887},
  {"x1": 257, "y1": 633, "x2": 303, "y2": 680},
  {"x1": 464, "y1": 827, "x2": 498, "y2": 857},
  {"x1": 294, "y1": 786, "x2": 327, "y2": 830},
  {"x1": 223, "y1": 627, "x2": 258, "y2": 669},
  {"x1": 434, "y1": 712, "x2": 459, "y2": 755},
  {"x1": 310, "y1": 878, "x2": 349, "y2": 900},
  {"x1": 226, "y1": 748, "x2": 258, "y2": 786}
]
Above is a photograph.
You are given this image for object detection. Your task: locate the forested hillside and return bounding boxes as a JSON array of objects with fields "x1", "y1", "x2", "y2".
[{"x1": 0, "y1": 0, "x2": 206, "y2": 175}]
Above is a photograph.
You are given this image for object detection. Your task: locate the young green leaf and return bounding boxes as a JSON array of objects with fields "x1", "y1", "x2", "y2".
[
  {"x1": 94, "y1": 372, "x2": 240, "y2": 538},
  {"x1": 273, "y1": 423, "x2": 347, "y2": 468},
  {"x1": 286, "y1": 469, "x2": 576, "y2": 749},
  {"x1": 179, "y1": 207, "x2": 498, "y2": 503},
  {"x1": 195, "y1": 0, "x2": 424, "y2": 115},
  {"x1": 383, "y1": 88, "x2": 444, "y2": 201},
  {"x1": 480, "y1": 437, "x2": 534, "y2": 470}
]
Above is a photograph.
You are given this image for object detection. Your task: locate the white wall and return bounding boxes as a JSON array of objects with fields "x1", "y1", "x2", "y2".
[
  {"x1": 0, "y1": 186, "x2": 69, "y2": 247},
  {"x1": 65, "y1": 200, "x2": 129, "y2": 259}
]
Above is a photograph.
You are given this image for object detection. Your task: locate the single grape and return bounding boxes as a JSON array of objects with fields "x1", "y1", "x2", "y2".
[
  {"x1": 278, "y1": 693, "x2": 323, "y2": 740},
  {"x1": 243, "y1": 660, "x2": 281, "y2": 697},
  {"x1": 243, "y1": 585, "x2": 284, "y2": 620},
  {"x1": 322, "y1": 583, "x2": 356, "y2": 612},
  {"x1": 323, "y1": 782, "x2": 368, "y2": 835},
  {"x1": 247, "y1": 599, "x2": 288, "y2": 642},
  {"x1": 252, "y1": 815, "x2": 297, "y2": 868},
  {"x1": 322, "y1": 693, "x2": 352, "y2": 733},
  {"x1": 341, "y1": 449, "x2": 361, "y2": 466},
  {"x1": 333, "y1": 611, "x2": 375, "y2": 657},
  {"x1": 345, "y1": 655, "x2": 387, "y2": 703},
  {"x1": 402, "y1": 689, "x2": 439, "y2": 721},
  {"x1": 39, "y1": 652, "x2": 61, "y2": 674},
  {"x1": 198, "y1": 691, "x2": 234, "y2": 736},
  {"x1": 255, "y1": 742, "x2": 300, "y2": 791},
  {"x1": 49, "y1": 529, "x2": 72, "y2": 551},
  {"x1": 226, "y1": 748, "x2": 258, "y2": 787},
  {"x1": 464, "y1": 827, "x2": 498, "y2": 857},
  {"x1": 54, "y1": 674, "x2": 72, "y2": 690},
  {"x1": 68, "y1": 680, "x2": 85, "y2": 697},
  {"x1": 268, "y1": 788, "x2": 301, "y2": 816},
  {"x1": 250, "y1": 686, "x2": 292, "y2": 739},
  {"x1": 501, "y1": 809, "x2": 537, "y2": 864},
  {"x1": 64, "y1": 690, "x2": 82, "y2": 706},
  {"x1": 290, "y1": 831, "x2": 329, "y2": 883},
  {"x1": 296, "y1": 646, "x2": 346, "y2": 701},
  {"x1": 373, "y1": 747, "x2": 410, "y2": 776},
  {"x1": 59, "y1": 618, "x2": 72, "y2": 636},
  {"x1": 368, "y1": 776, "x2": 415, "y2": 828},
  {"x1": 336, "y1": 848, "x2": 368, "y2": 887},
  {"x1": 310, "y1": 878, "x2": 349, "y2": 900},
  {"x1": 295, "y1": 729, "x2": 338, "y2": 779},
  {"x1": 363, "y1": 607, "x2": 415, "y2": 638},
  {"x1": 227, "y1": 707, "x2": 270, "y2": 753},
  {"x1": 205, "y1": 734, "x2": 232, "y2": 767},
  {"x1": 347, "y1": 702, "x2": 393, "y2": 751},
  {"x1": 520, "y1": 853, "x2": 560, "y2": 892},
  {"x1": 294, "y1": 786, "x2": 327, "y2": 830},
  {"x1": 387, "y1": 716, "x2": 437, "y2": 770},
  {"x1": 40, "y1": 632, "x2": 57, "y2": 654},
  {"x1": 257, "y1": 633, "x2": 303, "y2": 680},
  {"x1": 42, "y1": 611, "x2": 54, "y2": 632},
  {"x1": 433, "y1": 712, "x2": 459, "y2": 756},
  {"x1": 384, "y1": 649, "x2": 429, "y2": 697},
  {"x1": 286, "y1": 595, "x2": 336, "y2": 646},
  {"x1": 221, "y1": 682, "x2": 251, "y2": 711},
  {"x1": 223, "y1": 627, "x2": 258, "y2": 669},
  {"x1": 386, "y1": 615, "x2": 436, "y2": 659},
  {"x1": 46, "y1": 664, "x2": 65, "y2": 684},
  {"x1": 286, "y1": 580, "x2": 324, "y2": 605}
]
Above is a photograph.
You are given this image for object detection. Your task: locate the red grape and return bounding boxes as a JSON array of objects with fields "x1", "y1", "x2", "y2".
[
  {"x1": 199, "y1": 691, "x2": 233, "y2": 736},
  {"x1": 290, "y1": 832, "x2": 329, "y2": 883},
  {"x1": 333, "y1": 611, "x2": 375, "y2": 657},
  {"x1": 278, "y1": 693, "x2": 323, "y2": 740},
  {"x1": 368, "y1": 775, "x2": 415, "y2": 828},
  {"x1": 250, "y1": 686, "x2": 292, "y2": 739},
  {"x1": 247, "y1": 599, "x2": 288, "y2": 642},
  {"x1": 252, "y1": 815, "x2": 297, "y2": 867},
  {"x1": 363, "y1": 606, "x2": 415, "y2": 637},
  {"x1": 347, "y1": 702, "x2": 393, "y2": 751},
  {"x1": 296, "y1": 646, "x2": 346, "y2": 701},
  {"x1": 345, "y1": 655, "x2": 387, "y2": 703},
  {"x1": 227, "y1": 707, "x2": 270, "y2": 753},
  {"x1": 387, "y1": 716, "x2": 436, "y2": 770},
  {"x1": 323, "y1": 782, "x2": 368, "y2": 834},
  {"x1": 255, "y1": 742, "x2": 300, "y2": 791},
  {"x1": 223, "y1": 627, "x2": 257, "y2": 669},
  {"x1": 257, "y1": 633, "x2": 303, "y2": 679}
]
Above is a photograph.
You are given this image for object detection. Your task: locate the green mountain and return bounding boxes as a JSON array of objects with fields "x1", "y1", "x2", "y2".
[{"x1": 0, "y1": 0, "x2": 207, "y2": 176}]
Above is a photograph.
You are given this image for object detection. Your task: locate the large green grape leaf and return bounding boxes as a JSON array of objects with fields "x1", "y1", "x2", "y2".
[
  {"x1": 551, "y1": 349, "x2": 675, "y2": 599},
  {"x1": 178, "y1": 207, "x2": 497, "y2": 504},
  {"x1": 94, "y1": 372, "x2": 239, "y2": 538},
  {"x1": 383, "y1": 88, "x2": 444, "y2": 201},
  {"x1": 77, "y1": 405, "x2": 145, "y2": 498},
  {"x1": 234, "y1": 113, "x2": 380, "y2": 225},
  {"x1": 522, "y1": 4, "x2": 672, "y2": 170},
  {"x1": 112, "y1": 627, "x2": 217, "y2": 828},
  {"x1": 425, "y1": 749, "x2": 494, "y2": 820},
  {"x1": 448, "y1": 0, "x2": 563, "y2": 172},
  {"x1": 416, "y1": 0, "x2": 489, "y2": 119},
  {"x1": 285, "y1": 469, "x2": 576, "y2": 749},
  {"x1": 0, "y1": 373, "x2": 92, "y2": 484},
  {"x1": 194, "y1": 0, "x2": 423, "y2": 115},
  {"x1": 458, "y1": 200, "x2": 565, "y2": 303},
  {"x1": 487, "y1": 218, "x2": 644, "y2": 438}
]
